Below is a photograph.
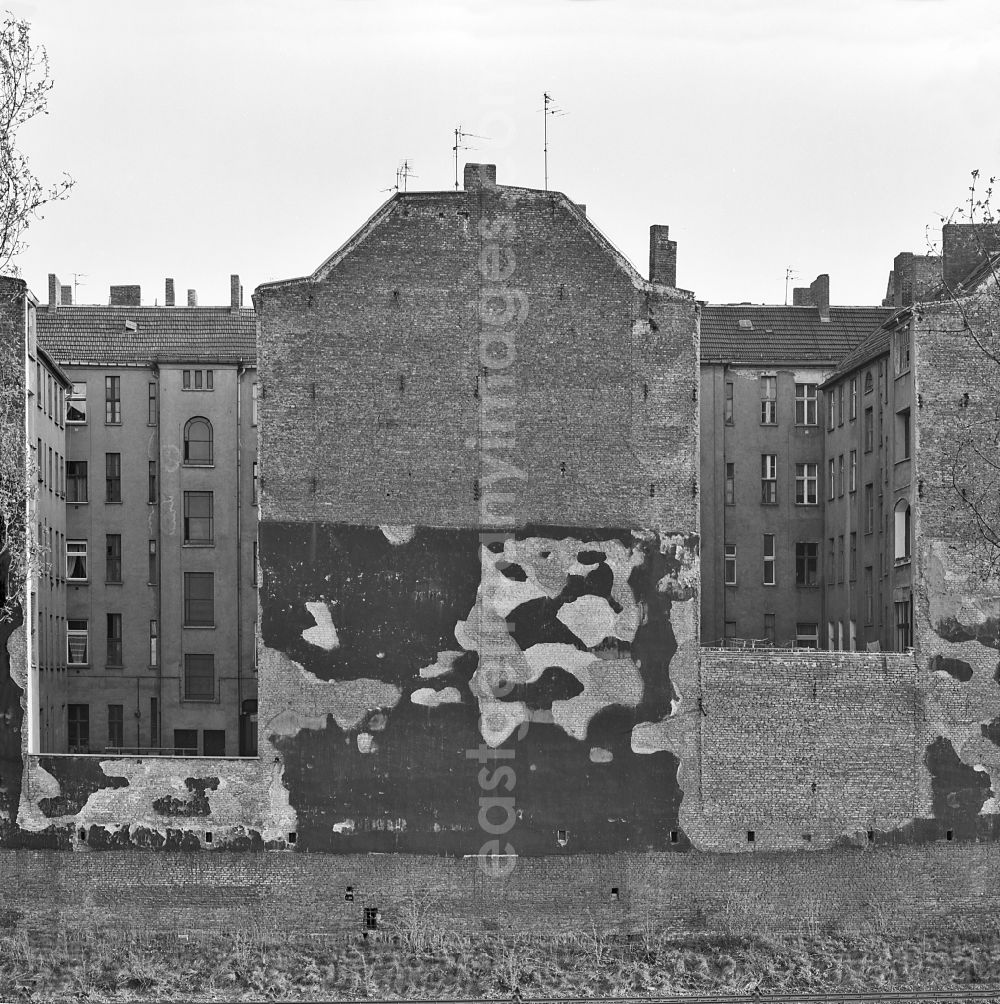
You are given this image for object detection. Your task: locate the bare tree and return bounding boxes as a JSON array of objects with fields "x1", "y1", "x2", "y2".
[{"x1": 0, "y1": 12, "x2": 74, "y2": 276}]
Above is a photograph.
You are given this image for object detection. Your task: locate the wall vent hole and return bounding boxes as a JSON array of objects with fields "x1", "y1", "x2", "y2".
[
  {"x1": 77, "y1": 828, "x2": 86, "y2": 843},
  {"x1": 946, "y1": 829, "x2": 954, "y2": 841},
  {"x1": 747, "y1": 830, "x2": 755, "y2": 843},
  {"x1": 802, "y1": 832, "x2": 811, "y2": 842},
  {"x1": 364, "y1": 907, "x2": 379, "y2": 930},
  {"x1": 867, "y1": 830, "x2": 875, "y2": 842},
  {"x1": 610, "y1": 887, "x2": 619, "y2": 901},
  {"x1": 288, "y1": 831, "x2": 297, "y2": 845},
  {"x1": 669, "y1": 830, "x2": 679, "y2": 844},
  {"x1": 205, "y1": 831, "x2": 213, "y2": 844},
  {"x1": 557, "y1": 828, "x2": 568, "y2": 846},
  {"x1": 345, "y1": 886, "x2": 354, "y2": 902}
]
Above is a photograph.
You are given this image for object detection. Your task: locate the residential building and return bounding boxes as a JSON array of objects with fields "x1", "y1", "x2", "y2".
[
  {"x1": 36, "y1": 275, "x2": 258, "y2": 756},
  {"x1": 700, "y1": 276, "x2": 891, "y2": 647}
]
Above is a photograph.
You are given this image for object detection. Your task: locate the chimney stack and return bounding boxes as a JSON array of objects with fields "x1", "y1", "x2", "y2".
[
  {"x1": 187, "y1": 289, "x2": 198, "y2": 307},
  {"x1": 165, "y1": 278, "x2": 175, "y2": 307},
  {"x1": 48, "y1": 273, "x2": 60, "y2": 309},
  {"x1": 110, "y1": 285, "x2": 141, "y2": 307},
  {"x1": 463, "y1": 163, "x2": 497, "y2": 190},
  {"x1": 60, "y1": 285, "x2": 72, "y2": 305},
  {"x1": 942, "y1": 222, "x2": 1000, "y2": 291},
  {"x1": 230, "y1": 274, "x2": 241, "y2": 310},
  {"x1": 792, "y1": 274, "x2": 830, "y2": 320},
  {"x1": 648, "y1": 225, "x2": 677, "y2": 287}
]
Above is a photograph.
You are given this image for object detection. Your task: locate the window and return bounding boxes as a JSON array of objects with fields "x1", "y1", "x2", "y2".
[
  {"x1": 849, "y1": 450, "x2": 857, "y2": 493},
  {"x1": 149, "y1": 619, "x2": 158, "y2": 667},
  {"x1": 827, "y1": 391, "x2": 835, "y2": 430},
  {"x1": 148, "y1": 461, "x2": 158, "y2": 503},
  {"x1": 849, "y1": 377, "x2": 857, "y2": 420},
  {"x1": 795, "y1": 463, "x2": 817, "y2": 505},
  {"x1": 36, "y1": 437, "x2": 42, "y2": 482},
  {"x1": 182, "y1": 369, "x2": 213, "y2": 392},
  {"x1": 827, "y1": 537, "x2": 835, "y2": 585},
  {"x1": 849, "y1": 620, "x2": 857, "y2": 651},
  {"x1": 107, "y1": 704, "x2": 124, "y2": 748},
  {"x1": 760, "y1": 454, "x2": 777, "y2": 504},
  {"x1": 795, "y1": 623, "x2": 819, "y2": 649},
  {"x1": 724, "y1": 381, "x2": 734, "y2": 425},
  {"x1": 895, "y1": 598, "x2": 912, "y2": 649},
  {"x1": 252, "y1": 538, "x2": 258, "y2": 586},
  {"x1": 894, "y1": 500, "x2": 911, "y2": 562},
  {"x1": 865, "y1": 484, "x2": 874, "y2": 534},
  {"x1": 864, "y1": 567, "x2": 874, "y2": 624},
  {"x1": 838, "y1": 455, "x2": 844, "y2": 497},
  {"x1": 58, "y1": 455, "x2": 64, "y2": 497},
  {"x1": 827, "y1": 458, "x2": 836, "y2": 500},
  {"x1": 105, "y1": 453, "x2": 121, "y2": 503},
  {"x1": 763, "y1": 534, "x2": 775, "y2": 585},
  {"x1": 105, "y1": 375, "x2": 121, "y2": 424},
  {"x1": 760, "y1": 376, "x2": 776, "y2": 424},
  {"x1": 837, "y1": 384, "x2": 844, "y2": 426},
  {"x1": 864, "y1": 407, "x2": 874, "y2": 452},
  {"x1": 67, "y1": 619, "x2": 88, "y2": 665},
  {"x1": 183, "y1": 491, "x2": 214, "y2": 544},
  {"x1": 850, "y1": 532, "x2": 857, "y2": 581},
  {"x1": 828, "y1": 621, "x2": 835, "y2": 650},
  {"x1": 182, "y1": 369, "x2": 191, "y2": 390},
  {"x1": 725, "y1": 463, "x2": 735, "y2": 505},
  {"x1": 864, "y1": 370, "x2": 873, "y2": 395},
  {"x1": 105, "y1": 534, "x2": 121, "y2": 583},
  {"x1": 150, "y1": 697, "x2": 159, "y2": 748},
  {"x1": 184, "y1": 572, "x2": 214, "y2": 627},
  {"x1": 35, "y1": 360, "x2": 41, "y2": 408},
  {"x1": 183, "y1": 417, "x2": 213, "y2": 465},
  {"x1": 66, "y1": 540, "x2": 87, "y2": 581},
  {"x1": 795, "y1": 383, "x2": 817, "y2": 425},
  {"x1": 724, "y1": 544, "x2": 736, "y2": 585},
  {"x1": 148, "y1": 540, "x2": 158, "y2": 584},
  {"x1": 764, "y1": 613, "x2": 775, "y2": 645},
  {"x1": 195, "y1": 369, "x2": 203, "y2": 390},
  {"x1": 174, "y1": 728, "x2": 198, "y2": 752},
  {"x1": 184, "y1": 654, "x2": 215, "y2": 701},
  {"x1": 252, "y1": 382, "x2": 259, "y2": 426},
  {"x1": 67, "y1": 461, "x2": 88, "y2": 503},
  {"x1": 67, "y1": 382, "x2": 87, "y2": 423},
  {"x1": 795, "y1": 542, "x2": 818, "y2": 587},
  {"x1": 837, "y1": 535, "x2": 845, "y2": 583},
  {"x1": 106, "y1": 613, "x2": 123, "y2": 666},
  {"x1": 896, "y1": 409, "x2": 911, "y2": 461},
  {"x1": 148, "y1": 381, "x2": 158, "y2": 425},
  {"x1": 252, "y1": 460, "x2": 259, "y2": 505},
  {"x1": 894, "y1": 327, "x2": 910, "y2": 375},
  {"x1": 68, "y1": 704, "x2": 89, "y2": 753},
  {"x1": 204, "y1": 730, "x2": 226, "y2": 756}
]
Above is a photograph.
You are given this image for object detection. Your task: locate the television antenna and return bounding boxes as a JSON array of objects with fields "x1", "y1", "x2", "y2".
[
  {"x1": 453, "y1": 125, "x2": 489, "y2": 191},
  {"x1": 541, "y1": 91, "x2": 567, "y2": 191},
  {"x1": 381, "y1": 160, "x2": 418, "y2": 194},
  {"x1": 784, "y1": 267, "x2": 799, "y2": 306},
  {"x1": 71, "y1": 272, "x2": 87, "y2": 303}
]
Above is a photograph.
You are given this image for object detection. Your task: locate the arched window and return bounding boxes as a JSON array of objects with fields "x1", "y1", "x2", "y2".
[
  {"x1": 184, "y1": 417, "x2": 213, "y2": 465},
  {"x1": 864, "y1": 370, "x2": 873, "y2": 394},
  {"x1": 894, "y1": 499, "x2": 911, "y2": 562}
]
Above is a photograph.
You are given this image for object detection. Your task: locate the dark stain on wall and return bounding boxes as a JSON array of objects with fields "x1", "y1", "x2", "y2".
[
  {"x1": 981, "y1": 717, "x2": 1000, "y2": 748},
  {"x1": 0, "y1": 617, "x2": 24, "y2": 845},
  {"x1": 37, "y1": 757, "x2": 129, "y2": 817},
  {"x1": 925, "y1": 736, "x2": 993, "y2": 840},
  {"x1": 498, "y1": 666, "x2": 584, "y2": 709},
  {"x1": 152, "y1": 777, "x2": 220, "y2": 817},
  {"x1": 933, "y1": 617, "x2": 1000, "y2": 649},
  {"x1": 929, "y1": 655, "x2": 974, "y2": 682}
]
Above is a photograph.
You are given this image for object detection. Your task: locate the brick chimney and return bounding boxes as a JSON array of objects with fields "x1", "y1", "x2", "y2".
[
  {"x1": 649, "y1": 225, "x2": 677, "y2": 287},
  {"x1": 883, "y1": 252, "x2": 942, "y2": 307},
  {"x1": 230, "y1": 274, "x2": 241, "y2": 310},
  {"x1": 942, "y1": 222, "x2": 1000, "y2": 291},
  {"x1": 792, "y1": 274, "x2": 830, "y2": 320},
  {"x1": 187, "y1": 289, "x2": 198, "y2": 307},
  {"x1": 464, "y1": 163, "x2": 497, "y2": 190},
  {"x1": 60, "y1": 285, "x2": 72, "y2": 305},
  {"x1": 110, "y1": 285, "x2": 141, "y2": 307},
  {"x1": 165, "y1": 278, "x2": 175, "y2": 307},
  {"x1": 48, "y1": 273, "x2": 60, "y2": 309}
]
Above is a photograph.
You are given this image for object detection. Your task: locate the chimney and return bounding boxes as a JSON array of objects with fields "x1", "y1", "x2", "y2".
[
  {"x1": 60, "y1": 285, "x2": 72, "y2": 305},
  {"x1": 187, "y1": 289, "x2": 198, "y2": 307},
  {"x1": 792, "y1": 274, "x2": 830, "y2": 320},
  {"x1": 165, "y1": 278, "x2": 175, "y2": 307},
  {"x1": 230, "y1": 274, "x2": 241, "y2": 310},
  {"x1": 942, "y1": 222, "x2": 1000, "y2": 291},
  {"x1": 464, "y1": 163, "x2": 497, "y2": 190},
  {"x1": 110, "y1": 285, "x2": 141, "y2": 307},
  {"x1": 48, "y1": 273, "x2": 60, "y2": 309},
  {"x1": 648, "y1": 225, "x2": 677, "y2": 287}
]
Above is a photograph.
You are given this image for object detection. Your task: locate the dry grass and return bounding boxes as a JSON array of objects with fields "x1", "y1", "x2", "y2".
[{"x1": 1, "y1": 921, "x2": 1000, "y2": 1000}]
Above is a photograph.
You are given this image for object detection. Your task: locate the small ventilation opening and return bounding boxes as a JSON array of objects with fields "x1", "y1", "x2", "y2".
[
  {"x1": 364, "y1": 907, "x2": 379, "y2": 930},
  {"x1": 77, "y1": 828, "x2": 86, "y2": 843},
  {"x1": 288, "y1": 831, "x2": 297, "y2": 845},
  {"x1": 946, "y1": 829, "x2": 954, "y2": 842},
  {"x1": 747, "y1": 830, "x2": 755, "y2": 843},
  {"x1": 204, "y1": 831, "x2": 213, "y2": 844},
  {"x1": 345, "y1": 886, "x2": 354, "y2": 902},
  {"x1": 557, "y1": 828, "x2": 568, "y2": 846},
  {"x1": 867, "y1": 830, "x2": 875, "y2": 843},
  {"x1": 802, "y1": 832, "x2": 811, "y2": 842},
  {"x1": 669, "y1": 830, "x2": 679, "y2": 844},
  {"x1": 610, "y1": 887, "x2": 619, "y2": 901}
]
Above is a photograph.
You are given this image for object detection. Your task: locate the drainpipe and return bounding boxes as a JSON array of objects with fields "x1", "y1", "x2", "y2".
[
  {"x1": 152, "y1": 360, "x2": 162, "y2": 750},
  {"x1": 236, "y1": 360, "x2": 244, "y2": 750}
]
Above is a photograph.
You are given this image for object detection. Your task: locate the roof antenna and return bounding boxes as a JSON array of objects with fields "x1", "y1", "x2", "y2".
[
  {"x1": 453, "y1": 125, "x2": 489, "y2": 191},
  {"x1": 541, "y1": 91, "x2": 567, "y2": 191},
  {"x1": 380, "y1": 159, "x2": 418, "y2": 194},
  {"x1": 784, "y1": 267, "x2": 798, "y2": 306},
  {"x1": 71, "y1": 272, "x2": 87, "y2": 303}
]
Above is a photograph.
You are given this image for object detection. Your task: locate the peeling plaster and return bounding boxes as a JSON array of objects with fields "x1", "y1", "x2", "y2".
[
  {"x1": 589, "y1": 747, "x2": 613, "y2": 763},
  {"x1": 379, "y1": 525, "x2": 416, "y2": 545},
  {"x1": 301, "y1": 601, "x2": 340, "y2": 650},
  {"x1": 418, "y1": 650, "x2": 465, "y2": 679},
  {"x1": 410, "y1": 687, "x2": 462, "y2": 707}
]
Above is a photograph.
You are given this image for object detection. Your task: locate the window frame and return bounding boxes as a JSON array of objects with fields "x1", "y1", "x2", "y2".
[
  {"x1": 105, "y1": 533, "x2": 122, "y2": 583},
  {"x1": 67, "y1": 460, "x2": 88, "y2": 503},
  {"x1": 183, "y1": 416, "x2": 214, "y2": 466},
  {"x1": 759, "y1": 375, "x2": 776, "y2": 425},
  {"x1": 760, "y1": 454, "x2": 777, "y2": 505},
  {"x1": 66, "y1": 540, "x2": 88, "y2": 582},
  {"x1": 183, "y1": 491, "x2": 214, "y2": 545},
  {"x1": 106, "y1": 612, "x2": 123, "y2": 667},
  {"x1": 794, "y1": 383, "x2": 818, "y2": 426},
  {"x1": 763, "y1": 533, "x2": 775, "y2": 586},
  {"x1": 105, "y1": 452, "x2": 122, "y2": 503},
  {"x1": 184, "y1": 654, "x2": 216, "y2": 702},
  {"x1": 183, "y1": 571, "x2": 215, "y2": 627},
  {"x1": 66, "y1": 382, "x2": 88, "y2": 424},
  {"x1": 724, "y1": 543, "x2": 736, "y2": 586},
  {"x1": 794, "y1": 462, "x2": 818, "y2": 505},
  {"x1": 67, "y1": 619, "x2": 89, "y2": 666},
  {"x1": 795, "y1": 541, "x2": 818, "y2": 587},
  {"x1": 105, "y1": 375, "x2": 121, "y2": 425}
]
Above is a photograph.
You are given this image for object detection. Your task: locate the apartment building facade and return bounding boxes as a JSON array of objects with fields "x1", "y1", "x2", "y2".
[
  {"x1": 36, "y1": 275, "x2": 258, "y2": 756},
  {"x1": 700, "y1": 277, "x2": 891, "y2": 647}
]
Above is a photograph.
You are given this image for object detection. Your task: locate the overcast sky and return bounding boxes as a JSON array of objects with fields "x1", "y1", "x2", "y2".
[{"x1": 8, "y1": 0, "x2": 1000, "y2": 308}]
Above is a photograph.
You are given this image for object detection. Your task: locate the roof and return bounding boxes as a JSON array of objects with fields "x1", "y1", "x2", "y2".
[
  {"x1": 700, "y1": 304, "x2": 892, "y2": 365},
  {"x1": 36, "y1": 305, "x2": 256, "y2": 365}
]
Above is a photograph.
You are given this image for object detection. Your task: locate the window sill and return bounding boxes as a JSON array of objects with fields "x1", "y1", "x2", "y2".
[
  {"x1": 67, "y1": 580, "x2": 88, "y2": 586},
  {"x1": 182, "y1": 542, "x2": 215, "y2": 548},
  {"x1": 182, "y1": 463, "x2": 215, "y2": 468},
  {"x1": 183, "y1": 624, "x2": 216, "y2": 630},
  {"x1": 794, "y1": 502, "x2": 819, "y2": 507},
  {"x1": 68, "y1": 501, "x2": 89, "y2": 506},
  {"x1": 105, "y1": 501, "x2": 123, "y2": 506},
  {"x1": 68, "y1": 664, "x2": 89, "y2": 670},
  {"x1": 894, "y1": 557, "x2": 911, "y2": 567},
  {"x1": 105, "y1": 422, "x2": 122, "y2": 428},
  {"x1": 105, "y1": 581, "x2": 123, "y2": 587},
  {"x1": 795, "y1": 584, "x2": 820, "y2": 590}
]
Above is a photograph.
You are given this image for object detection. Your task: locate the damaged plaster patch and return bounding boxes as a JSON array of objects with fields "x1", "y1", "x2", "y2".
[
  {"x1": 411, "y1": 687, "x2": 462, "y2": 708},
  {"x1": 302, "y1": 601, "x2": 340, "y2": 650},
  {"x1": 379, "y1": 525, "x2": 416, "y2": 545},
  {"x1": 589, "y1": 747, "x2": 613, "y2": 763},
  {"x1": 332, "y1": 819, "x2": 356, "y2": 834},
  {"x1": 419, "y1": 650, "x2": 465, "y2": 679},
  {"x1": 557, "y1": 595, "x2": 617, "y2": 648},
  {"x1": 357, "y1": 733, "x2": 374, "y2": 754}
]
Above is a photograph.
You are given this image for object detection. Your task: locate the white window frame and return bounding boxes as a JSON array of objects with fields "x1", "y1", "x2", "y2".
[
  {"x1": 795, "y1": 383, "x2": 818, "y2": 426},
  {"x1": 66, "y1": 540, "x2": 88, "y2": 582},
  {"x1": 760, "y1": 375, "x2": 776, "y2": 425},
  {"x1": 763, "y1": 534, "x2": 775, "y2": 585},
  {"x1": 66, "y1": 382, "x2": 88, "y2": 424},
  {"x1": 795, "y1": 463, "x2": 818, "y2": 505},
  {"x1": 724, "y1": 544, "x2": 736, "y2": 585},
  {"x1": 761, "y1": 454, "x2": 777, "y2": 504},
  {"x1": 67, "y1": 619, "x2": 89, "y2": 665}
]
